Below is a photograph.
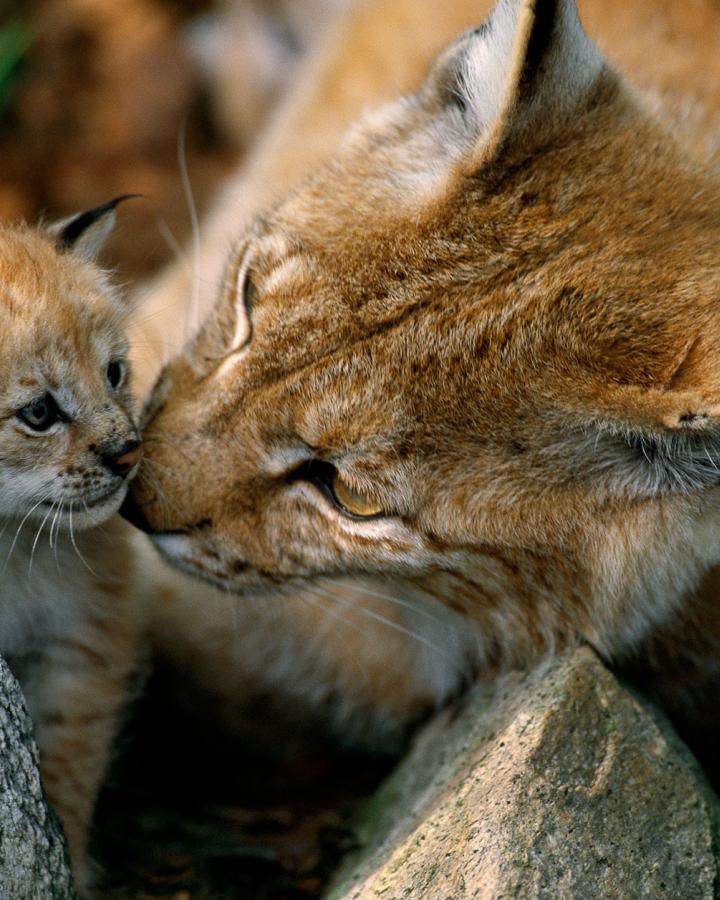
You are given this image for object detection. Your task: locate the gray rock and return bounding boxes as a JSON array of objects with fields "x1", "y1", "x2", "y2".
[
  {"x1": 0, "y1": 656, "x2": 76, "y2": 899},
  {"x1": 329, "y1": 647, "x2": 720, "y2": 900}
]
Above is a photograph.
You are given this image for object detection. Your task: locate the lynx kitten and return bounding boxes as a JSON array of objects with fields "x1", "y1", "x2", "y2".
[{"x1": 0, "y1": 201, "x2": 144, "y2": 890}]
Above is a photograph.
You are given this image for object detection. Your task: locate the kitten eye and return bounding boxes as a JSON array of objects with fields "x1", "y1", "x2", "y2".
[
  {"x1": 292, "y1": 460, "x2": 386, "y2": 519},
  {"x1": 107, "y1": 360, "x2": 124, "y2": 390},
  {"x1": 18, "y1": 394, "x2": 60, "y2": 432}
]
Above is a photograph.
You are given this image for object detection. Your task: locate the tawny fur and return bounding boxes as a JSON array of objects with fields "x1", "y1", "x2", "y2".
[
  {"x1": 0, "y1": 221, "x2": 145, "y2": 890},
  {"x1": 128, "y1": 0, "x2": 720, "y2": 752}
]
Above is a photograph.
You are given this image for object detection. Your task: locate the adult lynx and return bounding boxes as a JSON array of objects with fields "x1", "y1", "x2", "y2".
[{"x1": 125, "y1": 0, "x2": 720, "y2": 752}]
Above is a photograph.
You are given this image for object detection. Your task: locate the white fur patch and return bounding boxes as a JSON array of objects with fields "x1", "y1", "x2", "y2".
[
  {"x1": 263, "y1": 446, "x2": 313, "y2": 477},
  {"x1": 153, "y1": 533, "x2": 197, "y2": 562}
]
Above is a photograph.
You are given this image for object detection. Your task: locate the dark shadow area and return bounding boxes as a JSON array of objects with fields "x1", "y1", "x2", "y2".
[{"x1": 92, "y1": 667, "x2": 395, "y2": 899}]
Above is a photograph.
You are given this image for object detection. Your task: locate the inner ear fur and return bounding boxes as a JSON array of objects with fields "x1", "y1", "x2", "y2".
[
  {"x1": 577, "y1": 385, "x2": 720, "y2": 497},
  {"x1": 421, "y1": 0, "x2": 608, "y2": 170},
  {"x1": 589, "y1": 420, "x2": 720, "y2": 497},
  {"x1": 49, "y1": 194, "x2": 140, "y2": 262}
]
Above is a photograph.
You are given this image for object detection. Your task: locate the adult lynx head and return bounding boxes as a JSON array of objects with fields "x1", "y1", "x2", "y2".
[
  {"x1": 0, "y1": 201, "x2": 142, "y2": 529},
  {"x1": 128, "y1": 0, "x2": 720, "y2": 666}
]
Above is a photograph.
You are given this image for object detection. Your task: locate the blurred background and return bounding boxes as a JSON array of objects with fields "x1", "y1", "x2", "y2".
[
  {"x1": 1, "y1": 0, "x2": 230, "y2": 281},
  {"x1": 0, "y1": 3, "x2": 390, "y2": 899},
  {"x1": 0, "y1": 0, "x2": 343, "y2": 281}
]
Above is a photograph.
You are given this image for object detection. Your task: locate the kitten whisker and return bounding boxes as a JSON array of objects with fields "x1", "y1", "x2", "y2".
[
  {"x1": 299, "y1": 589, "x2": 368, "y2": 641},
  {"x1": 142, "y1": 434, "x2": 196, "y2": 467},
  {"x1": 49, "y1": 500, "x2": 60, "y2": 549},
  {"x1": 130, "y1": 301, "x2": 215, "y2": 329},
  {"x1": 352, "y1": 602, "x2": 463, "y2": 672},
  {"x1": 51, "y1": 501, "x2": 66, "y2": 573},
  {"x1": 68, "y1": 503, "x2": 100, "y2": 578},
  {"x1": 296, "y1": 592, "x2": 364, "y2": 676},
  {"x1": 140, "y1": 454, "x2": 177, "y2": 478},
  {"x1": 29, "y1": 500, "x2": 56, "y2": 576},
  {"x1": 2, "y1": 494, "x2": 51, "y2": 573}
]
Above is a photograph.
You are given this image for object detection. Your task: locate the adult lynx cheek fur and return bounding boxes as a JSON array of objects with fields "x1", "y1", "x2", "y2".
[
  {"x1": 127, "y1": 0, "x2": 720, "y2": 748},
  {"x1": 0, "y1": 204, "x2": 144, "y2": 890}
]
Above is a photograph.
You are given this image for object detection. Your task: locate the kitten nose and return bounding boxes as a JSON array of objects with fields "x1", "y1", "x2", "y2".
[{"x1": 102, "y1": 439, "x2": 143, "y2": 477}]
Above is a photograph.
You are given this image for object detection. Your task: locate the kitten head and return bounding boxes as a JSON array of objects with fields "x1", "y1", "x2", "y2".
[{"x1": 0, "y1": 200, "x2": 142, "y2": 529}]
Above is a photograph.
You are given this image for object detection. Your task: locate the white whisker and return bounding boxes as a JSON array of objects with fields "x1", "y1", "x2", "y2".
[
  {"x1": 137, "y1": 461, "x2": 182, "y2": 525},
  {"x1": 354, "y1": 603, "x2": 463, "y2": 670},
  {"x1": 311, "y1": 583, "x2": 464, "y2": 674},
  {"x1": 29, "y1": 500, "x2": 56, "y2": 576},
  {"x1": 299, "y1": 588, "x2": 366, "y2": 639},
  {"x1": 69, "y1": 503, "x2": 99, "y2": 578},
  {"x1": 178, "y1": 120, "x2": 202, "y2": 340},
  {"x1": 155, "y1": 215, "x2": 189, "y2": 269},
  {"x1": 2, "y1": 494, "x2": 50, "y2": 574},
  {"x1": 318, "y1": 575, "x2": 446, "y2": 627},
  {"x1": 50, "y1": 501, "x2": 65, "y2": 572}
]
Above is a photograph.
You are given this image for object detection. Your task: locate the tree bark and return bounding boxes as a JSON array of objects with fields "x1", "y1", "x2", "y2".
[{"x1": 0, "y1": 656, "x2": 76, "y2": 899}]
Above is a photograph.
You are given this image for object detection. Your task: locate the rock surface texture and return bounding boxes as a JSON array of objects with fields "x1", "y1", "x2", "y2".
[
  {"x1": 329, "y1": 647, "x2": 720, "y2": 899},
  {"x1": 0, "y1": 656, "x2": 75, "y2": 899}
]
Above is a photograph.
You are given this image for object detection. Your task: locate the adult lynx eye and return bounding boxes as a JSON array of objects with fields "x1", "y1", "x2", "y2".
[
  {"x1": 291, "y1": 460, "x2": 386, "y2": 519},
  {"x1": 330, "y1": 471, "x2": 385, "y2": 518},
  {"x1": 18, "y1": 394, "x2": 60, "y2": 432},
  {"x1": 107, "y1": 360, "x2": 124, "y2": 389}
]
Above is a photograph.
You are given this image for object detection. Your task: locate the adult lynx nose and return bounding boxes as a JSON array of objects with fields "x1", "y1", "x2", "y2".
[{"x1": 102, "y1": 439, "x2": 143, "y2": 477}]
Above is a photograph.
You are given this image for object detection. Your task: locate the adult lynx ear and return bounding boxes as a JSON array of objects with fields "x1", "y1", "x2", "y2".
[
  {"x1": 576, "y1": 382, "x2": 720, "y2": 497},
  {"x1": 423, "y1": 0, "x2": 606, "y2": 169},
  {"x1": 50, "y1": 195, "x2": 140, "y2": 262}
]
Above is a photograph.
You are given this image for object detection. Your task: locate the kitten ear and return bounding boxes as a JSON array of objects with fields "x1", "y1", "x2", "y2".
[
  {"x1": 50, "y1": 195, "x2": 141, "y2": 262},
  {"x1": 422, "y1": 0, "x2": 606, "y2": 168}
]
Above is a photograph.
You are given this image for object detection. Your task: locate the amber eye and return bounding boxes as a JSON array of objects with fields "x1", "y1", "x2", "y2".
[
  {"x1": 291, "y1": 460, "x2": 386, "y2": 519},
  {"x1": 330, "y1": 472, "x2": 385, "y2": 518}
]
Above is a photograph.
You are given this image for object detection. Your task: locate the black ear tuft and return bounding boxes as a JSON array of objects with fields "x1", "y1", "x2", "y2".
[
  {"x1": 521, "y1": 0, "x2": 562, "y2": 92},
  {"x1": 52, "y1": 194, "x2": 142, "y2": 261}
]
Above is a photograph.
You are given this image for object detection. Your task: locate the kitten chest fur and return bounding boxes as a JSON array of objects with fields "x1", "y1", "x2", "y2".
[{"x1": 0, "y1": 523, "x2": 100, "y2": 658}]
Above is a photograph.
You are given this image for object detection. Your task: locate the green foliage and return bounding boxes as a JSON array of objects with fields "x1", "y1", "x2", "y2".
[{"x1": 0, "y1": 21, "x2": 32, "y2": 119}]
